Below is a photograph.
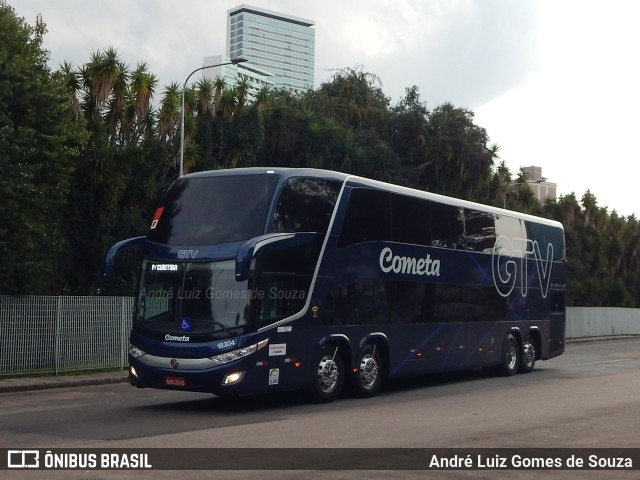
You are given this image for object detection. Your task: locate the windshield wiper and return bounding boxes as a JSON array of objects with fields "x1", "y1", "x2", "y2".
[{"x1": 212, "y1": 321, "x2": 236, "y2": 337}]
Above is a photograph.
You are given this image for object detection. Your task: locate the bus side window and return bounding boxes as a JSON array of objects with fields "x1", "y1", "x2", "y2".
[
  {"x1": 337, "y1": 189, "x2": 391, "y2": 247},
  {"x1": 390, "y1": 194, "x2": 431, "y2": 246},
  {"x1": 463, "y1": 209, "x2": 496, "y2": 252},
  {"x1": 526, "y1": 221, "x2": 566, "y2": 261},
  {"x1": 430, "y1": 202, "x2": 464, "y2": 249},
  {"x1": 271, "y1": 178, "x2": 341, "y2": 234}
]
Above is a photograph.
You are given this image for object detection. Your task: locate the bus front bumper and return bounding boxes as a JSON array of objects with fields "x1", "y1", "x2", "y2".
[{"x1": 128, "y1": 353, "x2": 305, "y2": 396}]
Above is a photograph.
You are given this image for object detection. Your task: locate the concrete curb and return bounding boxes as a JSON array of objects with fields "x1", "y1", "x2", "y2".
[{"x1": 0, "y1": 370, "x2": 130, "y2": 393}]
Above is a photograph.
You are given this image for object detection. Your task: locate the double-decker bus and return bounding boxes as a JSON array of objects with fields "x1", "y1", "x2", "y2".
[{"x1": 106, "y1": 167, "x2": 566, "y2": 402}]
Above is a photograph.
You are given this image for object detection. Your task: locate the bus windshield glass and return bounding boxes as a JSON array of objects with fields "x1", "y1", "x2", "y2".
[
  {"x1": 136, "y1": 260, "x2": 250, "y2": 336},
  {"x1": 148, "y1": 174, "x2": 280, "y2": 245}
]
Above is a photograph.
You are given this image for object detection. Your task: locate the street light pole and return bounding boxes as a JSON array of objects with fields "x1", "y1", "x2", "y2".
[{"x1": 179, "y1": 57, "x2": 248, "y2": 177}]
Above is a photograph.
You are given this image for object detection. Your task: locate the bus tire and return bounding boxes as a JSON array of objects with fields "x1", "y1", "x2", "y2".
[
  {"x1": 306, "y1": 345, "x2": 344, "y2": 403},
  {"x1": 519, "y1": 335, "x2": 537, "y2": 373},
  {"x1": 499, "y1": 333, "x2": 519, "y2": 376},
  {"x1": 351, "y1": 344, "x2": 383, "y2": 398}
]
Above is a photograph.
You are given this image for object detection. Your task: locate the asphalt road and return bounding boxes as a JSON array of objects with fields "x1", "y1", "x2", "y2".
[{"x1": 2, "y1": 337, "x2": 640, "y2": 480}]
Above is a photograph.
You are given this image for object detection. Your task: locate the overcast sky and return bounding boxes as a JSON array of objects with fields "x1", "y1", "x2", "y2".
[{"x1": 12, "y1": 0, "x2": 640, "y2": 216}]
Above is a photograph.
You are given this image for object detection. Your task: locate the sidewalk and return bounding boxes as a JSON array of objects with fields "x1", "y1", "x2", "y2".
[{"x1": 0, "y1": 369, "x2": 130, "y2": 393}]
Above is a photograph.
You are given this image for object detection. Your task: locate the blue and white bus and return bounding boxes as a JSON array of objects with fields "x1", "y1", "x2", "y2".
[{"x1": 106, "y1": 168, "x2": 566, "y2": 402}]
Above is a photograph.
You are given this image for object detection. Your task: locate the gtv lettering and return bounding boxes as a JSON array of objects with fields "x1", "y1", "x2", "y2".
[{"x1": 492, "y1": 236, "x2": 554, "y2": 298}]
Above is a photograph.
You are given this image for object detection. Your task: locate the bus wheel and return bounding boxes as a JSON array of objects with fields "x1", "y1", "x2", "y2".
[
  {"x1": 499, "y1": 333, "x2": 519, "y2": 376},
  {"x1": 519, "y1": 335, "x2": 537, "y2": 373},
  {"x1": 351, "y1": 344, "x2": 383, "y2": 398},
  {"x1": 307, "y1": 345, "x2": 344, "y2": 403}
]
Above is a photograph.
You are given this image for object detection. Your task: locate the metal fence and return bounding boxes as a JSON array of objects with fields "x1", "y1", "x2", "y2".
[
  {"x1": 0, "y1": 296, "x2": 133, "y2": 377},
  {"x1": 2, "y1": 296, "x2": 640, "y2": 377},
  {"x1": 566, "y1": 306, "x2": 640, "y2": 338}
]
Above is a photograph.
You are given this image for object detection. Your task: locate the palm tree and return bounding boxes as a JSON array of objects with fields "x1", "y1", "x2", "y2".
[
  {"x1": 235, "y1": 75, "x2": 252, "y2": 109},
  {"x1": 158, "y1": 82, "x2": 181, "y2": 145},
  {"x1": 215, "y1": 88, "x2": 238, "y2": 167},
  {"x1": 212, "y1": 76, "x2": 226, "y2": 114},
  {"x1": 337, "y1": 128, "x2": 362, "y2": 173},
  {"x1": 260, "y1": 90, "x2": 296, "y2": 165},
  {"x1": 182, "y1": 112, "x2": 199, "y2": 173},
  {"x1": 323, "y1": 117, "x2": 342, "y2": 148},
  {"x1": 81, "y1": 47, "x2": 124, "y2": 120},
  {"x1": 297, "y1": 104, "x2": 322, "y2": 165},
  {"x1": 217, "y1": 88, "x2": 237, "y2": 120},
  {"x1": 120, "y1": 63, "x2": 157, "y2": 145},
  {"x1": 252, "y1": 84, "x2": 273, "y2": 163},
  {"x1": 130, "y1": 62, "x2": 157, "y2": 122},
  {"x1": 254, "y1": 84, "x2": 272, "y2": 119},
  {"x1": 59, "y1": 61, "x2": 83, "y2": 120},
  {"x1": 195, "y1": 77, "x2": 215, "y2": 116},
  {"x1": 582, "y1": 190, "x2": 599, "y2": 229},
  {"x1": 106, "y1": 60, "x2": 129, "y2": 143}
]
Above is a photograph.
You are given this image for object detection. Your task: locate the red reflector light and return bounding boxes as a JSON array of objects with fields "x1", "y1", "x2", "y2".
[{"x1": 150, "y1": 207, "x2": 165, "y2": 230}]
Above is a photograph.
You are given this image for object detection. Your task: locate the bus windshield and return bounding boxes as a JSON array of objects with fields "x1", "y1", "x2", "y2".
[
  {"x1": 148, "y1": 174, "x2": 280, "y2": 245},
  {"x1": 136, "y1": 260, "x2": 250, "y2": 336},
  {"x1": 136, "y1": 173, "x2": 344, "y2": 337}
]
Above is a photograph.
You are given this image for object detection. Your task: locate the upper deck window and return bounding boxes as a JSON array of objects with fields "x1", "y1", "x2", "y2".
[
  {"x1": 338, "y1": 188, "x2": 392, "y2": 246},
  {"x1": 148, "y1": 174, "x2": 279, "y2": 245},
  {"x1": 271, "y1": 177, "x2": 342, "y2": 234}
]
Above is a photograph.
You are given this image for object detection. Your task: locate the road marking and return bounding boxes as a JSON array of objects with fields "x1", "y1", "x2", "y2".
[{"x1": 563, "y1": 359, "x2": 634, "y2": 366}]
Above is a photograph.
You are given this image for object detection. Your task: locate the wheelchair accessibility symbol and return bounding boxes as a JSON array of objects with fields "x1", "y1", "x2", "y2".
[{"x1": 180, "y1": 317, "x2": 192, "y2": 332}]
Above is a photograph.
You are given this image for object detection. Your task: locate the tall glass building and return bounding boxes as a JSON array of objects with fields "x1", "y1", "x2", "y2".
[{"x1": 227, "y1": 4, "x2": 315, "y2": 92}]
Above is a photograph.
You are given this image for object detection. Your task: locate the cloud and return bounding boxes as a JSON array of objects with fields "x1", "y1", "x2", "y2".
[
  {"x1": 18, "y1": 0, "x2": 538, "y2": 107},
  {"x1": 13, "y1": 0, "x2": 640, "y2": 215},
  {"x1": 474, "y1": 0, "x2": 640, "y2": 216},
  {"x1": 305, "y1": 0, "x2": 538, "y2": 106}
]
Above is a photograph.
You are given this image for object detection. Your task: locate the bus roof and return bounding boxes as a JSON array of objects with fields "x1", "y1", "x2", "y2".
[
  {"x1": 182, "y1": 167, "x2": 350, "y2": 182},
  {"x1": 182, "y1": 167, "x2": 563, "y2": 230},
  {"x1": 344, "y1": 175, "x2": 564, "y2": 230}
]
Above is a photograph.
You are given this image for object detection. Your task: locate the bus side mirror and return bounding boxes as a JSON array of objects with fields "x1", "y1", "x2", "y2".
[
  {"x1": 104, "y1": 236, "x2": 145, "y2": 280},
  {"x1": 235, "y1": 233, "x2": 318, "y2": 282}
]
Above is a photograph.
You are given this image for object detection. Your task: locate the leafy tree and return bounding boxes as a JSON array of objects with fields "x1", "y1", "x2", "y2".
[
  {"x1": 0, "y1": 3, "x2": 86, "y2": 294},
  {"x1": 63, "y1": 48, "x2": 161, "y2": 294},
  {"x1": 419, "y1": 102, "x2": 496, "y2": 201},
  {"x1": 4, "y1": 11, "x2": 640, "y2": 307},
  {"x1": 300, "y1": 66, "x2": 397, "y2": 177},
  {"x1": 258, "y1": 89, "x2": 299, "y2": 167}
]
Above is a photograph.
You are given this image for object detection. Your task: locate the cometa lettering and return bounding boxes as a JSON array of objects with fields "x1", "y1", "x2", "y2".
[
  {"x1": 379, "y1": 247, "x2": 441, "y2": 276},
  {"x1": 165, "y1": 334, "x2": 190, "y2": 342}
]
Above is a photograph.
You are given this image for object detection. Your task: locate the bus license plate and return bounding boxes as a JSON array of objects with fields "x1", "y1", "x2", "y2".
[{"x1": 164, "y1": 376, "x2": 186, "y2": 387}]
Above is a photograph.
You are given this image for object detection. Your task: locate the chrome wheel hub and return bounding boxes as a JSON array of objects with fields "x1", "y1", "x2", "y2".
[
  {"x1": 523, "y1": 342, "x2": 535, "y2": 366},
  {"x1": 359, "y1": 354, "x2": 379, "y2": 389},
  {"x1": 506, "y1": 342, "x2": 518, "y2": 370},
  {"x1": 317, "y1": 356, "x2": 339, "y2": 393}
]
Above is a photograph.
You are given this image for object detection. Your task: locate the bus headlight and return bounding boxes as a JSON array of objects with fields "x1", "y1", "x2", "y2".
[
  {"x1": 223, "y1": 372, "x2": 245, "y2": 385},
  {"x1": 209, "y1": 339, "x2": 268, "y2": 366},
  {"x1": 129, "y1": 343, "x2": 146, "y2": 358}
]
